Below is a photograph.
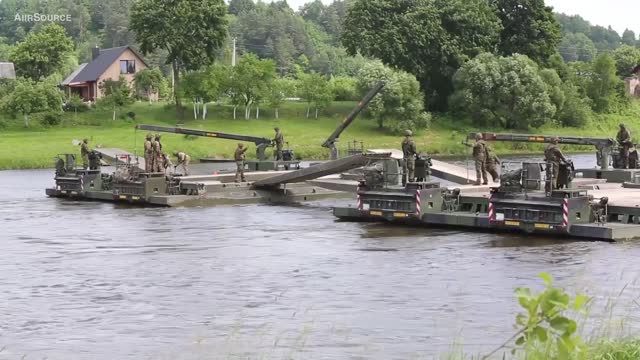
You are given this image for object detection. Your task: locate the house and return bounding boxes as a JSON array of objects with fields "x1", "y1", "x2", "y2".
[
  {"x1": 62, "y1": 45, "x2": 150, "y2": 102},
  {"x1": 0, "y1": 62, "x2": 16, "y2": 79},
  {"x1": 626, "y1": 65, "x2": 640, "y2": 98}
]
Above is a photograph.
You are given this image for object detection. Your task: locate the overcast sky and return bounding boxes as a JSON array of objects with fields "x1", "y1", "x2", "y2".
[{"x1": 273, "y1": 0, "x2": 640, "y2": 37}]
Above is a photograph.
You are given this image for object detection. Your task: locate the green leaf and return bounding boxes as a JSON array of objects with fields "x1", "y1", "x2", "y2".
[
  {"x1": 515, "y1": 336, "x2": 525, "y2": 346},
  {"x1": 539, "y1": 272, "x2": 553, "y2": 286},
  {"x1": 534, "y1": 326, "x2": 548, "y2": 342},
  {"x1": 573, "y1": 294, "x2": 589, "y2": 310},
  {"x1": 515, "y1": 314, "x2": 527, "y2": 326},
  {"x1": 566, "y1": 319, "x2": 577, "y2": 335},
  {"x1": 550, "y1": 316, "x2": 570, "y2": 332}
]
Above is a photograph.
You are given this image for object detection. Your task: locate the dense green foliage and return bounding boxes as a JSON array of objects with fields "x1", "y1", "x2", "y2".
[
  {"x1": 492, "y1": 0, "x2": 562, "y2": 63},
  {"x1": 342, "y1": 0, "x2": 502, "y2": 111},
  {"x1": 130, "y1": 0, "x2": 228, "y2": 117},
  {"x1": 9, "y1": 23, "x2": 74, "y2": 80}
]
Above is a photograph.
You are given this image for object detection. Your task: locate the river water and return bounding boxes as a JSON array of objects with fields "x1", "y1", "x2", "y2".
[{"x1": 2, "y1": 154, "x2": 640, "y2": 359}]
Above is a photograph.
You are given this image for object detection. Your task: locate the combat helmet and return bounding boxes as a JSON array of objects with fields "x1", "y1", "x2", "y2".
[
  {"x1": 146, "y1": 133, "x2": 153, "y2": 140},
  {"x1": 405, "y1": 130, "x2": 412, "y2": 136},
  {"x1": 475, "y1": 133, "x2": 482, "y2": 140}
]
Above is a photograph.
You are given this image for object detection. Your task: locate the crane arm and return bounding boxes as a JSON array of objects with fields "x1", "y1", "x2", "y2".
[{"x1": 322, "y1": 80, "x2": 385, "y2": 159}]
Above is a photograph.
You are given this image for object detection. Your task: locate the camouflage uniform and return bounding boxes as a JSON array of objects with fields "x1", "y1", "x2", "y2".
[
  {"x1": 401, "y1": 130, "x2": 417, "y2": 183},
  {"x1": 152, "y1": 135, "x2": 163, "y2": 172},
  {"x1": 616, "y1": 124, "x2": 632, "y2": 169},
  {"x1": 273, "y1": 128, "x2": 284, "y2": 160},
  {"x1": 143, "y1": 133, "x2": 153, "y2": 172},
  {"x1": 484, "y1": 145, "x2": 500, "y2": 183},
  {"x1": 234, "y1": 143, "x2": 248, "y2": 182},
  {"x1": 472, "y1": 136, "x2": 488, "y2": 185},
  {"x1": 80, "y1": 139, "x2": 90, "y2": 170},
  {"x1": 544, "y1": 140, "x2": 567, "y2": 191},
  {"x1": 174, "y1": 151, "x2": 191, "y2": 176}
]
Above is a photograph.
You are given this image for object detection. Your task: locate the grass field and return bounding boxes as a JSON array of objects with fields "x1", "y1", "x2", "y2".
[{"x1": 0, "y1": 100, "x2": 639, "y2": 169}]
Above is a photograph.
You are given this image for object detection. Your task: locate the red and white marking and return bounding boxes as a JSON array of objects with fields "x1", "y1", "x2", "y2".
[
  {"x1": 562, "y1": 198, "x2": 569, "y2": 227},
  {"x1": 415, "y1": 190, "x2": 421, "y2": 216},
  {"x1": 356, "y1": 186, "x2": 363, "y2": 210}
]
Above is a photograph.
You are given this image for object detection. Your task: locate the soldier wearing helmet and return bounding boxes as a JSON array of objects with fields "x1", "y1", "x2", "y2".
[
  {"x1": 544, "y1": 136, "x2": 568, "y2": 192},
  {"x1": 80, "y1": 138, "x2": 90, "y2": 170},
  {"x1": 616, "y1": 123, "x2": 632, "y2": 169},
  {"x1": 472, "y1": 133, "x2": 488, "y2": 185},
  {"x1": 401, "y1": 129, "x2": 418, "y2": 183},
  {"x1": 152, "y1": 134, "x2": 163, "y2": 172},
  {"x1": 173, "y1": 151, "x2": 191, "y2": 176},
  {"x1": 234, "y1": 143, "x2": 248, "y2": 182},
  {"x1": 144, "y1": 133, "x2": 153, "y2": 172},
  {"x1": 273, "y1": 127, "x2": 284, "y2": 161}
]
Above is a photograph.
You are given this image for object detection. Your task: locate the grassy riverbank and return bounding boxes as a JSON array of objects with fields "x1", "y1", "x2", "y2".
[{"x1": 0, "y1": 100, "x2": 639, "y2": 170}]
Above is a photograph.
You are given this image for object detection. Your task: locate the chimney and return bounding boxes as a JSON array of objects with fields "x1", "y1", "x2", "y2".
[{"x1": 91, "y1": 46, "x2": 100, "y2": 60}]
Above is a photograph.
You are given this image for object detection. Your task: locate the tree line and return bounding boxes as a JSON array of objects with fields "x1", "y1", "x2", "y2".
[{"x1": 0, "y1": 0, "x2": 638, "y2": 133}]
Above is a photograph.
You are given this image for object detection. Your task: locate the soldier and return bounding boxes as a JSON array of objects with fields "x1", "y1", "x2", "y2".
[
  {"x1": 617, "y1": 123, "x2": 632, "y2": 169},
  {"x1": 234, "y1": 143, "x2": 248, "y2": 182},
  {"x1": 544, "y1": 137, "x2": 568, "y2": 191},
  {"x1": 472, "y1": 133, "x2": 488, "y2": 185},
  {"x1": 173, "y1": 151, "x2": 191, "y2": 176},
  {"x1": 273, "y1": 127, "x2": 284, "y2": 161},
  {"x1": 143, "y1": 133, "x2": 153, "y2": 172},
  {"x1": 152, "y1": 134, "x2": 163, "y2": 172},
  {"x1": 80, "y1": 138, "x2": 90, "y2": 170},
  {"x1": 401, "y1": 130, "x2": 417, "y2": 183},
  {"x1": 484, "y1": 144, "x2": 500, "y2": 183}
]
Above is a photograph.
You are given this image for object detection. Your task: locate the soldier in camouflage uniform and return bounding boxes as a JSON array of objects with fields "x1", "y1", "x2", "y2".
[
  {"x1": 234, "y1": 143, "x2": 248, "y2": 182},
  {"x1": 144, "y1": 133, "x2": 153, "y2": 172},
  {"x1": 402, "y1": 130, "x2": 417, "y2": 183},
  {"x1": 544, "y1": 137, "x2": 568, "y2": 192},
  {"x1": 173, "y1": 151, "x2": 191, "y2": 176},
  {"x1": 484, "y1": 143, "x2": 500, "y2": 183},
  {"x1": 472, "y1": 133, "x2": 488, "y2": 185},
  {"x1": 616, "y1": 123, "x2": 632, "y2": 169},
  {"x1": 152, "y1": 134, "x2": 163, "y2": 172},
  {"x1": 80, "y1": 138, "x2": 90, "y2": 170},
  {"x1": 273, "y1": 127, "x2": 284, "y2": 160}
]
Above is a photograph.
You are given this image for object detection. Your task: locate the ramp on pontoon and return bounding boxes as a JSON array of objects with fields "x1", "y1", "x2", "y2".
[{"x1": 253, "y1": 153, "x2": 390, "y2": 187}]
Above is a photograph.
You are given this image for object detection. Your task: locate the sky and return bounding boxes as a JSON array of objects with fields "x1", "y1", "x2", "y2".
[{"x1": 269, "y1": 0, "x2": 640, "y2": 37}]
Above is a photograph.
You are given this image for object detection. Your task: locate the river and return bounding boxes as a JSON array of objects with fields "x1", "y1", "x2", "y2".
[{"x1": 2, "y1": 154, "x2": 640, "y2": 359}]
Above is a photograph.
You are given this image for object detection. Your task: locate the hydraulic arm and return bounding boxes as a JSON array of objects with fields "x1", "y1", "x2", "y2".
[
  {"x1": 322, "y1": 81, "x2": 385, "y2": 160},
  {"x1": 467, "y1": 132, "x2": 616, "y2": 170},
  {"x1": 137, "y1": 124, "x2": 273, "y2": 161}
]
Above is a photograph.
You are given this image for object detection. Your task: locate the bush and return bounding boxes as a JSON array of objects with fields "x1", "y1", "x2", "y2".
[
  {"x1": 63, "y1": 93, "x2": 89, "y2": 112},
  {"x1": 127, "y1": 111, "x2": 136, "y2": 120},
  {"x1": 38, "y1": 111, "x2": 63, "y2": 126}
]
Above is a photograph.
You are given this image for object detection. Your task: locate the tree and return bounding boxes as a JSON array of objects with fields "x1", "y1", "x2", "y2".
[
  {"x1": 587, "y1": 54, "x2": 624, "y2": 113},
  {"x1": 182, "y1": 70, "x2": 209, "y2": 119},
  {"x1": 449, "y1": 53, "x2": 555, "y2": 130},
  {"x1": 102, "y1": 0, "x2": 136, "y2": 47},
  {"x1": 356, "y1": 60, "x2": 431, "y2": 133},
  {"x1": 492, "y1": 0, "x2": 561, "y2": 64},
  {"x1": 558, "y1": 33, "x2": 597, "y2": 63},
  {"x1": 2, "y1": 79, "x2": 62, "y2": 127},
  {"x1": 268, "y1": 77, "x2": 296, "y2": 119},
  {"x1": 98, "y1": 76, "x2": 134, "y2": 121},
  {"x1": 611, "y1": 45, "x2": 640, "y2": 78},
  {"x1": 342, "y1": 0, "x2": 502, "y2": 111},
  {"x1": 227, "y1": 54, "x2": 276, "y2": 119},
  {"x1": 622, "y1": 29, "x2": 637, "y2": 46},
  {"x1": 299, "y1": 72, "x2": 332, "y2": 119},
  {"x1": 9, "y1": 23, "x2": 74, "y2": 80},
  {"x1": 130, "y1": 0, "x2": 228, "y2": 118},
  {"x1": 330, "y1": 76, "x2": 357, "y2": 101},
  {"x1": 134, "y1": 68, "x2": 165, "y2": 103},
  {"x1": 228, "y1": 0, "x2": 256, "y2": 15}
]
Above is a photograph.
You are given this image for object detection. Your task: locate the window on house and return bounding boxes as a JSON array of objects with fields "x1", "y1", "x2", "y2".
[{"x1": 120, "y1": 60, "x2": 136, "y2": 74}]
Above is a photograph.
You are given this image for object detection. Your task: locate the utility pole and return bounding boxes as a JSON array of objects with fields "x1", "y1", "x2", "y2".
[{"x1": 232, "y1": 38, "x2": 237, "y2": 67}]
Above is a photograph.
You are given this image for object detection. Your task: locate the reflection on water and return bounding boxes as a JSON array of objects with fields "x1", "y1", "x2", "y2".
[{"x1": 0, "y1": 155, "x2": 639, "y2": 359}]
